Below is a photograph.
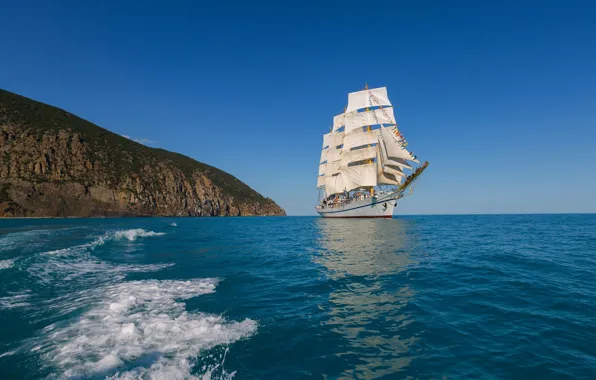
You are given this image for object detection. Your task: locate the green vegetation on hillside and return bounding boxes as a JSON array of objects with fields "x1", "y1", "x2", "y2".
[{"x1": 0, "y1": 89, "x2": 268, "y2": 204}]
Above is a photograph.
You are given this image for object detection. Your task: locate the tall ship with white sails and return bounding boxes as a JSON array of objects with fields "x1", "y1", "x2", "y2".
[{"x1": 316, "y1": 85, "x2": 429, "y2": 218}]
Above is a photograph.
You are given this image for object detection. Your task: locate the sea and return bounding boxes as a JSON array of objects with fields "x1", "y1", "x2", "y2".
[{"x1": 0, "y1": 215, "x2": 595, "y2": 379}]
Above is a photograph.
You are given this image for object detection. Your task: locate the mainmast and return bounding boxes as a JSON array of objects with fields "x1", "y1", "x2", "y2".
[{"x1": 363, "y1": 82, "x2": 373, "y2": 196}]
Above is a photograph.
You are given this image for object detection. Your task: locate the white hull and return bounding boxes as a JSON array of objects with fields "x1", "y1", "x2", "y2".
[{"x1": 315, "y1": 192, "x2": 400, "y2": 218}]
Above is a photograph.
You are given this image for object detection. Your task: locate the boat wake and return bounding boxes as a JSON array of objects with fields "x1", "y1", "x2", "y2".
[
  {"x1": 0, "y1": 227, "x2": 257, "y2": 379},
  {"x1": 35, "y1": 279, "x2": 256, "y2": 379},
  {"x1": 0, "y1": 228, "x2": 76, "y2": 253},
  {"x1": 28, "y1": 229, "x2": 171, "y2": 286},
  {"x1": 44, "y1": 228, "x2": 165, "y2": 256},
  {"x1": 0, "y1": 290, "x2": 31, "y2": 309}
]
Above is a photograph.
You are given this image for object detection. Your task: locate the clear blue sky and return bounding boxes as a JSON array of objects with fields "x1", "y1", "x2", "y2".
[{"x1": 1, "y1": 0, "x2": 594, "y2": 215}]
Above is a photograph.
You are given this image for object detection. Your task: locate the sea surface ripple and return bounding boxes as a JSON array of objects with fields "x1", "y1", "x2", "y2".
[{"x1": 0, "y1": 215, "x2": 595, "y2": 379}]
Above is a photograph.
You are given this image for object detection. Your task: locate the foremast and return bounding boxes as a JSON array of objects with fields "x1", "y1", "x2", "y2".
[{"x1": 317, "y1": 85, "x2": 427, "y2": 200}]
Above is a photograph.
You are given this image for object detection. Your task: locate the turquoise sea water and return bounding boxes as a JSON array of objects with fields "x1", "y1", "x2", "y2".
[{"x1": 0, "y1": 215, "x2": 595, "y2": 379}]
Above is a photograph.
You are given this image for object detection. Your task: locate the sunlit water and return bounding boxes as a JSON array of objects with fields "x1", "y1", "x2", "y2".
[{"x1": 0, "y1": 215, "x2": 595, "y2": 378}]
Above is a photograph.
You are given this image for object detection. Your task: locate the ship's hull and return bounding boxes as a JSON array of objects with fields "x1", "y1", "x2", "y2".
[{"x1": 315, "y1": 193, "x2": 399, "y2": 218}]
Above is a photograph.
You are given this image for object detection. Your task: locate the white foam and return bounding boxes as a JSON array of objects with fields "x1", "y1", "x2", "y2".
[
  {"x1": 0, "y1": 258, "x2": 15, "y2": 269},
  {"x1": 34, "y1": 279, "x2": 256, "y2": 379},
  {"x1": 27, "y1": 252, "x2": 173, "y2": 287},
  {"x1": 95, "y1": 354, "x2": 124, "y2": 373},
  {"x1": 111, "y1": 229, "x2": 166, "y2": 241},
  {"x1": 44, "y1": 228, "x2": 165, "y2": 256},
  {"x1": 28, "y1": 229, "x2": 171, "y2": 286},
  {"x1": 5, "y1": 228, "x2": 255, "y2": 377},
  {"x1": 170, "y1": 222, "x2": 178, "y2": 227},
  {"x1": 0, "y1": 229, "x2": 49, "y2": 252},
  {"x1": 0, "y1": 290, "x2": 31, "y2": 309},
  {"x1": 0, "y1": 227, "x2": 78, "y2": 252}
]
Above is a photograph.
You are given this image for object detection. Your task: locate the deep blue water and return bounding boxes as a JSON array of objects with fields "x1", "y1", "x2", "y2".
[{"x1": 0, "y1": 215, "x2": 595, "y2": 379}]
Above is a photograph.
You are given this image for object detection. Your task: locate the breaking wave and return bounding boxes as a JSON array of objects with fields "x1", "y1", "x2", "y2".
[{"x1": 111, "y1": 229, "x2": 166, "y2": 241}]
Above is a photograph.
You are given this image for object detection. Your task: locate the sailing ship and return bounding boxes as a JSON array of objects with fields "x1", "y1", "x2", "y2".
[{"x1": 316, "y1": 85, "x2": 429, "y2": 218}]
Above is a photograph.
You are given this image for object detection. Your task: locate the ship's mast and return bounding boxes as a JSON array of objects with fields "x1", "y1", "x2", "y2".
[{"x1": 363, "y1": 83, "x2": 374, "y2": 197}]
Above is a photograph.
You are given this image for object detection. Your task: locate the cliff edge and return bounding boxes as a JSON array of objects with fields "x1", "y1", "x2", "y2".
[{"x1": 0, "y1": 89, "x2": 285, "y2": 217}]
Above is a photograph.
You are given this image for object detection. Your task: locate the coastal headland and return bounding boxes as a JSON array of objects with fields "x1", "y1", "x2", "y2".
[{"x1": 0, "y1": 89, "x2": 285, "y2": 217}]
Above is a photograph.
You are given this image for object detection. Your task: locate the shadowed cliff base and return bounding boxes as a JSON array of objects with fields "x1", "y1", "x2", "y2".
[{"x1": 0, "y1": 89, "x2": 285, "y2": 217}]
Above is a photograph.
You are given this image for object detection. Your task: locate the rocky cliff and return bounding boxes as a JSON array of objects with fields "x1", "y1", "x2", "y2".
[{"x1": 0, "y1": 89, "x2": 285, "y2": 217}]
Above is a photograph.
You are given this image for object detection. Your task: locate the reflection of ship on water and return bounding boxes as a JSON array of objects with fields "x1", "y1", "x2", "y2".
[{"x1": 314, "y1": 218, "x2": 418, "y2": 379}]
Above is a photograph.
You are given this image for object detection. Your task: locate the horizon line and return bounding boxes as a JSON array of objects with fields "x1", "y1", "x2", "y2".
[{"x1": 287, "y1": 212, "x2": 596, "y2": 217}]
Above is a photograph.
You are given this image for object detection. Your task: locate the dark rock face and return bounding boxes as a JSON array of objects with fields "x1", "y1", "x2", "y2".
[{"x1": 0, "y1": 89, "x2": 285, "y2": 217}]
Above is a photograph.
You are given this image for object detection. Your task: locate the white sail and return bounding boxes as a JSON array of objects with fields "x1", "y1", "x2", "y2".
[
  {"x1": 320, "y1": 148, "x2": 327, "y2": 164},
  {"x1": 325, "y1": 173, "x2": 345, "y2": 197},
  {"x1": 333, "y1": 113, "x2": 345, "y2": 132},
  {"x1": 346, "y1": 87, "x2": 392, "y2": 113},
  {"x1": 387, "y1": 158, "x2": 412, "y2": 170},
  {"x1": 377, "y1": 137, "x2": 409, "y2": 181},
  {"x1": 329, "y1": 131, "x2": 345, "y2": 149},
  {"x1": 378, "y1": 172, "x2": 402, "y2": 186},
  {"x1": 316, "y1": 86, "x2": 424, "y2": 201},
  {"x1": 325, "y1": 159, "x2": 341, "y2": 176},
  {"x1": 318, "y1": 163, "x2": 326, "y2": 176},
  {"x1": 323, "y1": 161, "x2": 344, "y2": 197},
  {"x1": 326, "y1": 132, "x2": 345, "y2": 162},
  {"x1": 379, "y1": 148, "x2": 412, "y2": 170},
  {"x1": 376, "y1": 151, "x2": 403, "y2": 186},
  {"x1": 341, "y1": 163, "x2": 378, "y2": 190},
  {"x1": 317, "y1": 174, "x2": 325, "y2": 188},
  {"x1": 344, "y1": 107, "x2": 395, "y2": 134},
  {"x1": 379, "y1": 126, "x2": 417, "y2": 162},
  {"x1": 383, "y1": 164, "x2": 406, "y2": 178},
  {"x1": 378, "y1": 134, "x2": 409, "y2": 170},
  {"x1": 340, "y1": 146, "x2": 377, "y2": 167},
  {"x1": 320, "y1": 133, "x2": 330, "y2": 165},
  {"x1": 324, "y1": 158, "x2": 344, "y2": 197},
  {"x1": 343, "y1": 130, "x2": 378, "y2": 151},
  {"x1": 327, "y1": 147, "x2": 342, "y2": 162}
]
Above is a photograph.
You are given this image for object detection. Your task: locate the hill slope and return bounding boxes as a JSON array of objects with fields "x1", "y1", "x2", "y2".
[{"x1": 0, "y1": 89, "x2": 285, "y2": 217}]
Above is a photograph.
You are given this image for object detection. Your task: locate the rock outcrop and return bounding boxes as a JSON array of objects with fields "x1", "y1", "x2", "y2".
[{"x1": 0, "y1": 89, "x2": 285, "y2": 217}]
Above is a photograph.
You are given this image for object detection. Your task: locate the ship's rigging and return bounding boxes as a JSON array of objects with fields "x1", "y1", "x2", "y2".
[{"x1": 317, "y1": 85, "x2": 427, "y2": 199}]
